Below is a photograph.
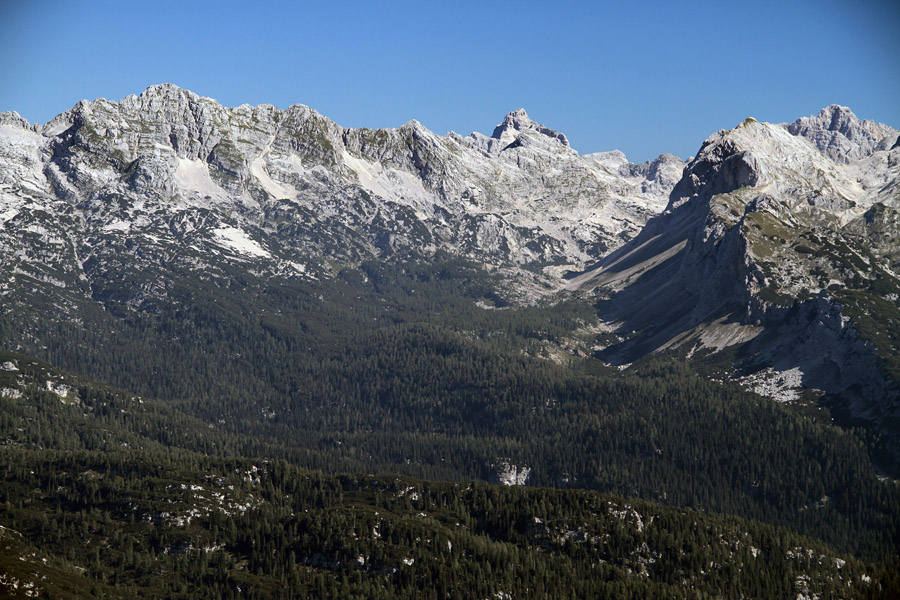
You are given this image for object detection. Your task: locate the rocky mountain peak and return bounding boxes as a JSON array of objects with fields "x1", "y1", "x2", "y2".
[
  {"x1": 668, "y1": 120, "x2": 774, "y2": 207},
  {"x1": 787, "y1": 104, "x2": 898, "y2": 163},
  {"x1": 138, "y1": 82, "x2": 201, "y2": 102},
  {"x1": 491, "y1": 108, "x2": 532, "y2": 137},
  {"x1": 817, "y1": 104, "x2": 860, "y2": 130},
  {"x1": 667, "y1": 107, "x2": 896, "y2": 214},
  {"x1": 568, "y1": 105, "x2": 900, "y2": 436},
  {"x1": 0, "y1": 111, "x2": 32, "y2": 130},
  {"x1": 491, "y1": 108, "x2": 569, "y2": 149}
]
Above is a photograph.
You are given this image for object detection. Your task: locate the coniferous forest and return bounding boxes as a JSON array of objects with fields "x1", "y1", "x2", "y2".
[{"x1": 1, "y1": 256, "x2": 899, "y2": 598}]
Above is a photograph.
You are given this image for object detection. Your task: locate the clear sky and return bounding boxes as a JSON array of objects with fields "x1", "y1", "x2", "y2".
[{"x1": 2, "y1": 0, "x2": 898, "y2": 163}]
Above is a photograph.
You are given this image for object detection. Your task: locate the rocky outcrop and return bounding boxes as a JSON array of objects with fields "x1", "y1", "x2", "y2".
[
  {"x1": 624, "y1": 153, "x2": 686, "y2": 193},
  {"x1": 489, "y1": 108, "x2": 570, "y2": 149},
  {"x1": 488, "y1": 460, "x2": 531, "y2": 486},
  {"x1": 463, "y1": 109, "x2": 571, "y2": 154},
  {"x1": 787, "y1": 104, "x2": 898, "y2": 163},
  {"x1": 0, "y1": 111, "x2": 35, "y2": 130}
]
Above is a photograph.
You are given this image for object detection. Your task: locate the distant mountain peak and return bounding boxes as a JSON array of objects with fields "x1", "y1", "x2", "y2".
[
  {"x1": 491, "y1": 108, "x2": 532, "y2": 134},
  {"x1": 491, "y1": 108, "x2": 569, "y2": 148},
  {"x1": 139, "y1": 82, "x2": 196, "y2": 98},
  {"x1": 818, "y1": 103, "x2": 856, "y2": 123},
  {"x1": 787, "y1": 104, "x2": 898, "y2": 162}
]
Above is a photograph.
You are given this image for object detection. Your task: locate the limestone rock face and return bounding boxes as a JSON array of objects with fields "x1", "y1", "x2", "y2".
[
  {"x1": 567, "y1": 110, "x2": 900, "y2": 463},
  {"x1": 489, "y1": 460, "x2": 531, "y2": 486},
  {"x1": 787, "y1": 104, "x2": 898, "y2": 163},
  {"x1": 489, "y1": 108, "x2": 570, "y2": 149},
  {"x1": 0, "y1": 84, "x2": 682, "y2": 308},
  {"x1": 625, "y1": 153, "x2": 686, "y2": 193}
]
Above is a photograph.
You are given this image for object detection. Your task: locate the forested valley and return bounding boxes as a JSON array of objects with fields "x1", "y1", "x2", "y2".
[{"x1": 1, "y1": 256, "x2": 898, "y2": 597}]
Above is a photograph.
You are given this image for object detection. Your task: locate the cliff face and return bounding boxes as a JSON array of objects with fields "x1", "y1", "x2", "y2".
[{"x1": 567, "y1": 110, "x2": 900, "y2": 458}]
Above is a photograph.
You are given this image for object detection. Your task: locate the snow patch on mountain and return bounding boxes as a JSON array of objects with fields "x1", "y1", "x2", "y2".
[
  {"x1": 0, "y1": 207, "x2": 18, "y2": 224},
  {"x1": 340, "y1": 150, "x2": 433, "y2": 218},
  {"x1": 212, "y1": 227, "x2": 269, "y2": 258},
  {"x1": 250, "y1": 157, "x2": 295, "y2": 200},
  {"x1": 174, "y1": 158, "x2": 229, "y2": 203},
  {"x1": 738, "y1": 367, "x2": 810, "y2": 403},
  {"x1": 102, "y1": 220, "x2": 131, "y2": 232}
]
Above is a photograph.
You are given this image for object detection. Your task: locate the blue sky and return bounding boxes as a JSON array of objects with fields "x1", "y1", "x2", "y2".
[{"x1": 2, "y1": 0, "x2": 898, "y2": 163}]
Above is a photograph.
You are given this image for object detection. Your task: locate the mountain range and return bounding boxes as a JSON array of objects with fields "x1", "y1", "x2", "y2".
[
  {"x1": 1, "y1": 84, "x2": 897, "y2": 443},
  {"x1": 1, "y1": 84, "x2": 899, "y2": 597}
]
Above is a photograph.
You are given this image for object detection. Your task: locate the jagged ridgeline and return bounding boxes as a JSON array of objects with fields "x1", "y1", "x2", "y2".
[{"x1": 1, "y1": 86, "x2": 899, "y2": 596}]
